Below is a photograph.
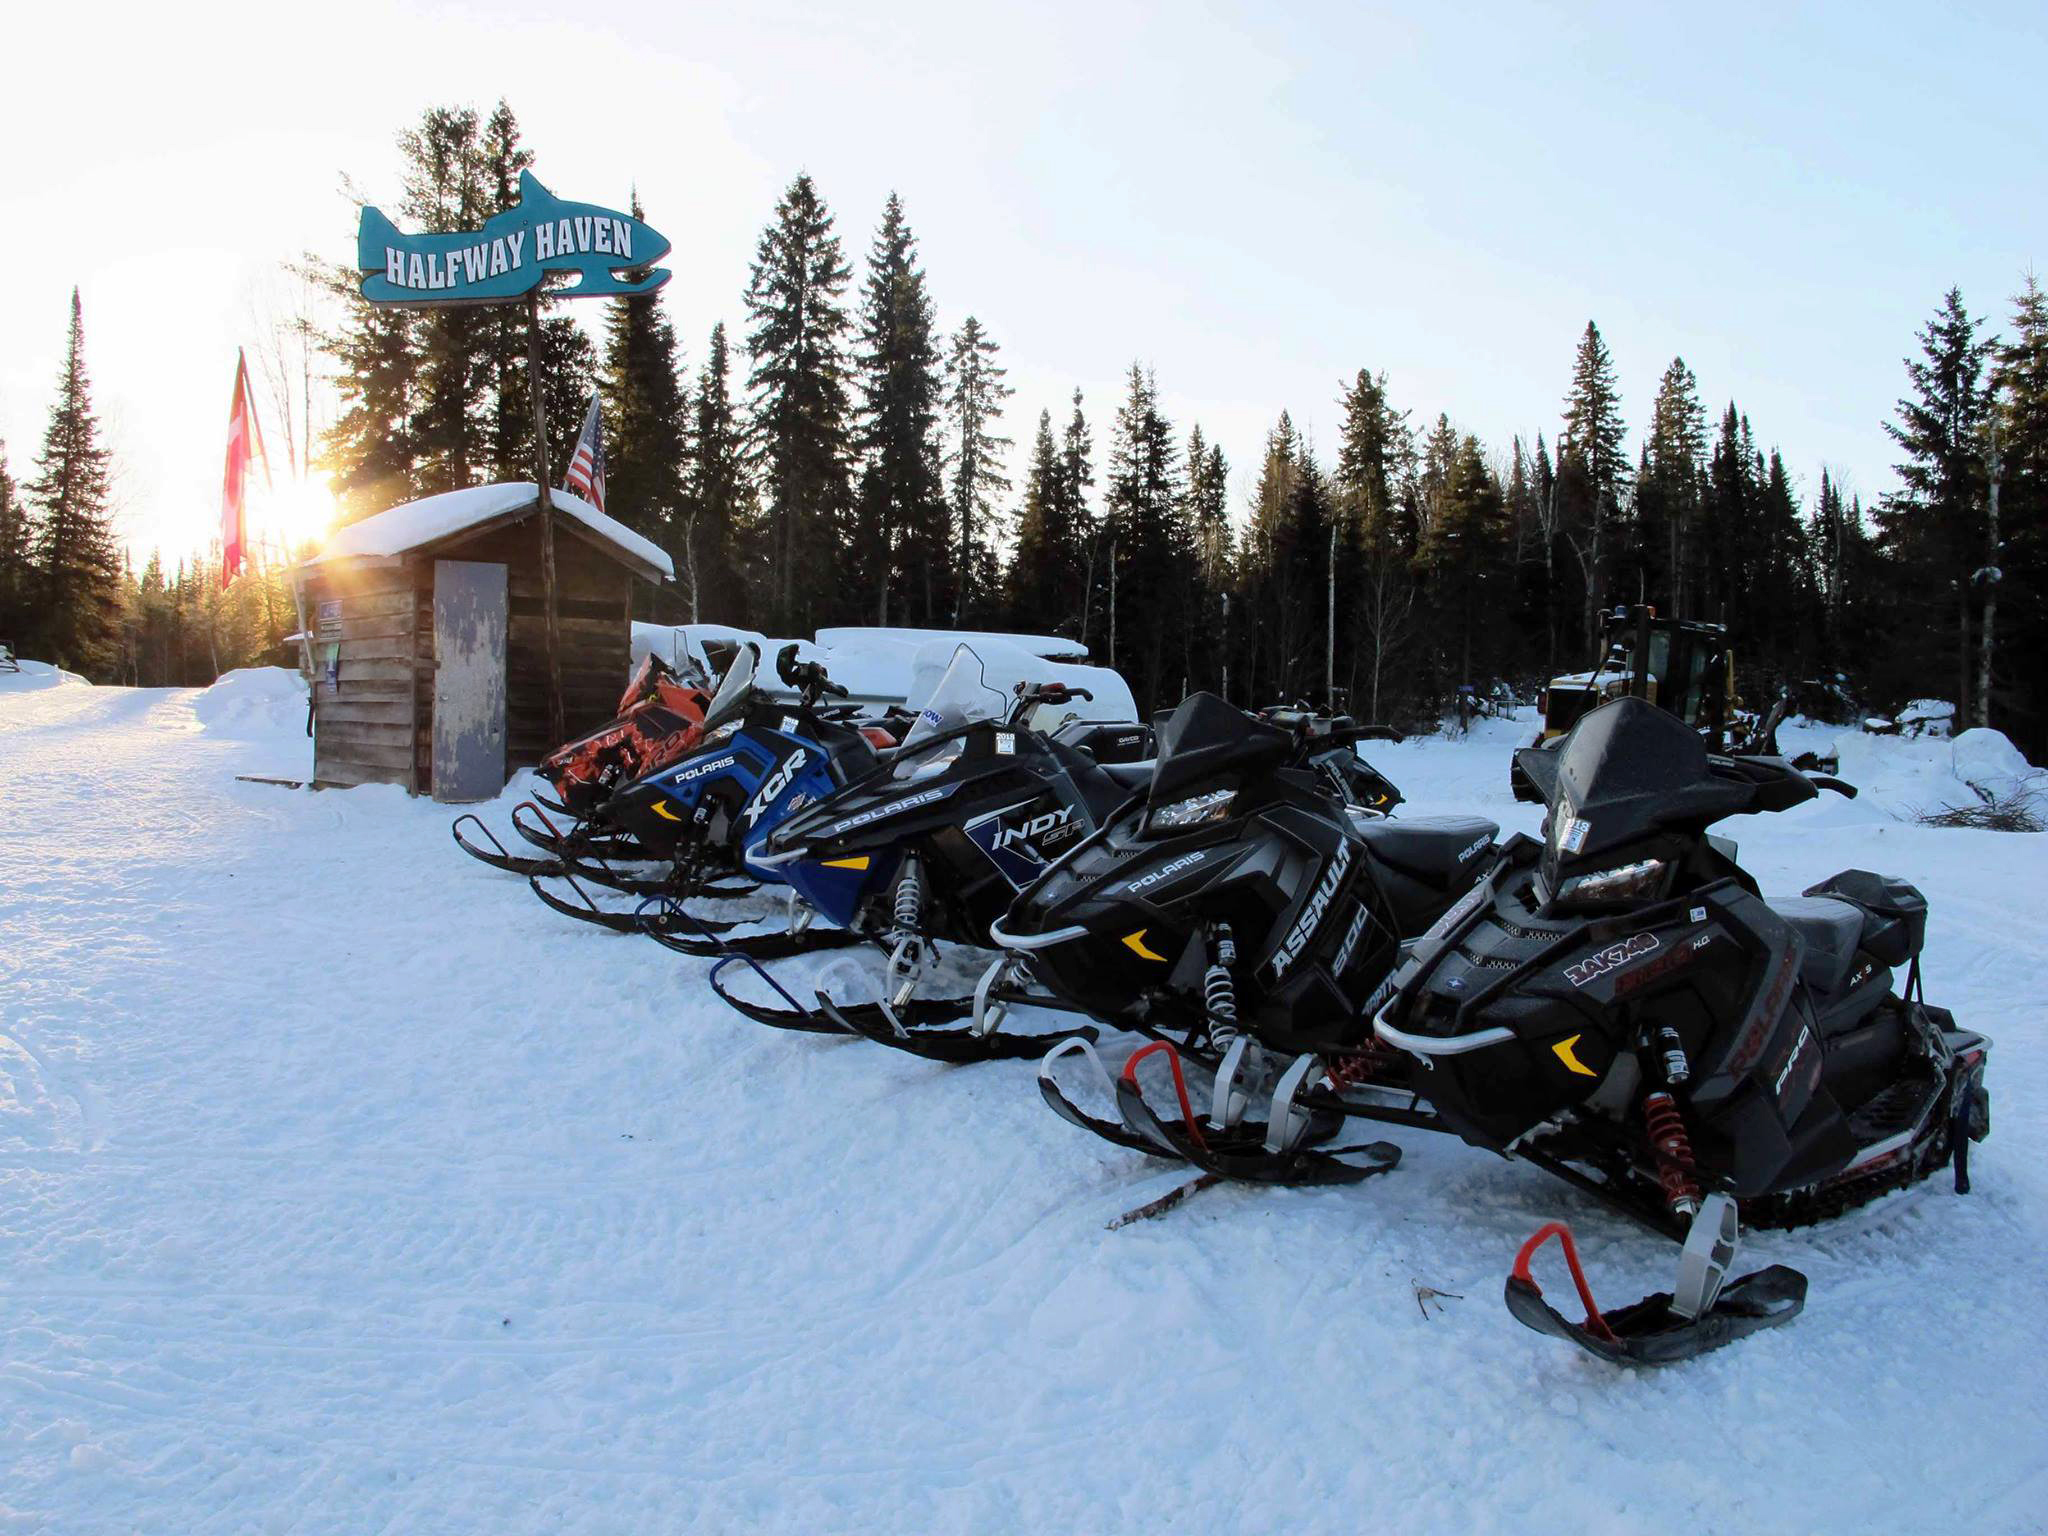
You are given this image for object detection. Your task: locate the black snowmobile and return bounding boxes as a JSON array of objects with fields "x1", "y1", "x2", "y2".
[
  {"x1": 1003, "y1": 691, "x2": 1495, "y2": 1183},
  {"x1": 710, "y1": 644, "x2": 1157, "y2": 1063},
  {"x1": 1352, "y1": 695, "x2": 1990, "y2": 1363}
]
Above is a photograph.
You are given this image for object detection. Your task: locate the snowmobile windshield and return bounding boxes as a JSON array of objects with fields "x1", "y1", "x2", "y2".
[
  {"x1": 898, "y1": 645, "x2": 1010, "y2": 757},
  {"x1": 1540, "y1": 697, "x2": 1790, "y2": 885},
  {"x1": 1141, "y1": 693, "x2": 1291, "y2": 833},
  {"x1": 700, "y1": 643, "x2": 758, "y2": 733}
]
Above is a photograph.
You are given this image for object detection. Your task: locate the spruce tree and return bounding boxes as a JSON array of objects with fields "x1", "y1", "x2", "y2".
[
  {"x1": 1102, "y1": 365, "x2": 1187, "y2": 708},
  {"x1": 850, "y1": 193, "x2": 947, "y2": 624},
  {"x1": 1061, "y1": 392, "x2": 1103, "y2": 646},
  {"x1": 944, "y1": 316, "x2": 1013, "y2": 621},
  {"x1": 26, "y1": 289, "x2": 122, "y2": 675},
  {"x1": 1993, "y1": 275, "x2": 2048, "y2": 751},
  {"x1": 685, "y1": 322, "x2": 753, "y2": 623},
  {"x1": 398, "y1": 105, "x2": 492, "y2": 493},
  {"x1": 743, "y1": 173, "x2": 855, "y2": 633},
  {"x1": 1240, "y1": 412, "x2": 1303, "y2": 701},
  {"x1": 1332, "y1": 369, "x2": 1418, "y2": 718},
  {"x1": 600, "y1": 190, "x2": 690, "y2": 596},
  {"x1": 1876, "y1": 288, "x2": 1992, "y2": 718},
  {"x1": 1558, "y1": 321, "x2": 1630, "y2": 646},
  {"x1": 321, "y1": 271, "x2": 419, "y2": 523},
  {"x1": 479, "y1": 101, "x2": 538, "y2": 481},
  {"x1": 1640, "y1": 357, "x2": 1706, "y2": 613},
  {"x1": 1006, "y1": 411, "x2": 1068, "y2": 633},
  {"x1": 0, "y1": 441, "x2": 27, "y2": 646}
]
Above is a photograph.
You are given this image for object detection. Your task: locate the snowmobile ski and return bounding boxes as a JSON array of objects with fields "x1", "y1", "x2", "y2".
[
  {"x1": 451, "y1": 813, "x2": 566, "y2": 878},
  {"x1": 1504, "y1": 1215, "x2": 1806, "y2": 1366}
]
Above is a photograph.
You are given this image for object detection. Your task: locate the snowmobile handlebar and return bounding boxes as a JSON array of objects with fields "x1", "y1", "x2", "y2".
[
  {"x1": 1012, "y1": 682, "x2": 1093, "y2": 712},
  {"x1": 775, "y1": 644, "x2": 849, "y2": 701}
]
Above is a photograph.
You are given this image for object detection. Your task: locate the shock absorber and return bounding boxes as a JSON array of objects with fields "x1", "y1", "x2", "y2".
[
  {"x1": 1643, "y1": 1091, "x2": 1702, "y2": 1219},
  {"x1": 1203, "y1": 923, "x2": 1239, "y2": 1052},
  {"x1": 892, "y1": 854, "x2": 924, "y2": 933}
]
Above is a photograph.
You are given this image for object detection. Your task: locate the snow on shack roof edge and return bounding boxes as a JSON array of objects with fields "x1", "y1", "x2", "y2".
[{"x1": 304, "y1": 482, "x2": 673, "y2": 580}]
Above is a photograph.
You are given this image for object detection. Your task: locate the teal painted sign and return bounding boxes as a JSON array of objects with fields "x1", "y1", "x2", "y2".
[{"x1": 357, "y1": 171, "x2": 670, "y2": 308}]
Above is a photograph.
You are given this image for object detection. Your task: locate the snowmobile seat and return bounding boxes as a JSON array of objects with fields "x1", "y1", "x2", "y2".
[
  {"x1": 1766, "y1": 896, "x2": 1866, "y2": 1001},
  {"x1": 1049, "y1": 740, "x2": 1149, "y2": 822},
  {"x1": 1355, "y1": 815, "x2": 1497, "y2": 891}
]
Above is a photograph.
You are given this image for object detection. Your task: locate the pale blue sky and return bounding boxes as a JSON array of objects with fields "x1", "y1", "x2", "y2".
[{"x1": 2, "y1": 0, "x2": 2041, "y2": 559}]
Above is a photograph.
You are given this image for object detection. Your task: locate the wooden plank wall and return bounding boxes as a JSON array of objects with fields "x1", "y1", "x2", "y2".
[
  {"x1": 309, "y1": 513, "x2": 635, "y2": 794},
  {"x1": 306, "y1": 562, "x2": 419, "y2": 791}
]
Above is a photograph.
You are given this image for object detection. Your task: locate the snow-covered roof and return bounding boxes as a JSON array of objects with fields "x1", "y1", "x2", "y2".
[
  {"x1": 812, "y1": 627, "x2": 1088, "y2": 662},
  {"x1": 305, "y1": 482, "x2": 672, "y2": 581}
]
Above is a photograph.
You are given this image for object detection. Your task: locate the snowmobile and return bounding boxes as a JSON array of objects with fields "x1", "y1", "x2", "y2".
[
  {"x1": 714, "y1": 643, "x2": 1158, "y2": 1062},
  {"x1": 1372, "y1": 696, "x2": 1990, "y2": 1363},
  {"x1": 522, "y1": 642, "x2": 900, "y2": 955},
  {"x1": 1004, "y1": 691, "x2": 1494, "y2": 1182},
  {"x1": 451, "y1": 649, "x2": 716, "y2": 878},
  {"x1": 1079, "y1": 695, "x2": 1990, "y2": 1365}
]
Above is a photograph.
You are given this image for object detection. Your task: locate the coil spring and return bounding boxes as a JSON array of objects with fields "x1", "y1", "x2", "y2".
[
  {"x1": 1203, "y1": 925, "x2": 1240, "y2": 1050},
  {"x1": 893, "y1": 856, "x2": 923, "y2": 931},
  {"x1": 1643, "y1": 1090, "x2": 1702, "y2": 1217}
]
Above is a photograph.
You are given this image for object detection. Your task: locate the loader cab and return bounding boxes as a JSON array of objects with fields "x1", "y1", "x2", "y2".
[{"x1": 1537, "y1": 606, "x2": 1735, "y2": 748}]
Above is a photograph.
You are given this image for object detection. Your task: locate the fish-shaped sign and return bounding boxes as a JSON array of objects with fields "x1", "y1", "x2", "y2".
[{"x1": 356, "y1": 171, "x2": 671, "y2": 308}]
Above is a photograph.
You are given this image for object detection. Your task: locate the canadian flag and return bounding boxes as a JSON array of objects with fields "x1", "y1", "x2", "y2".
[{"x1": 220, "y1": 349, "x2": 270, "y2": 588}]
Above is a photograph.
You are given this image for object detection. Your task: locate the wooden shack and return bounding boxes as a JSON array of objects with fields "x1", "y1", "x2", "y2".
[{"x1": 295, "y1": 482, "x2": 672, "y2": 799}]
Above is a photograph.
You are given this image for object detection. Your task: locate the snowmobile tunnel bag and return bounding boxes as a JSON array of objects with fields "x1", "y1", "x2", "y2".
[{"x1": 1801, "y1": 869, "x2": 1927, "y2": 968}]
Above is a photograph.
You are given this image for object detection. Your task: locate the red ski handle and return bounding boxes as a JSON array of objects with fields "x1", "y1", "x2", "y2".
[{"x1": 1511, "y1": 1222, "x2": 1618, "y2": 1343}]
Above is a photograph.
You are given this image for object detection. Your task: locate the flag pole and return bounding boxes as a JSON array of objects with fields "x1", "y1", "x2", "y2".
[{"x1": 526, "y1": 289, "x2": 567, "y2": 746}]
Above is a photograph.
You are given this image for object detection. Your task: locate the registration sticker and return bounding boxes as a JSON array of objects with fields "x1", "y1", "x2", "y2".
[
  {"x1": 996, "y1": 733, "x2": 1016, "y2": 755},
  {"x1": 780, "y1": 714, "x2": 799, "y2": 734},
  {"x1": 1559, "y1": 815, "x2": 1591, "y2": 854}
]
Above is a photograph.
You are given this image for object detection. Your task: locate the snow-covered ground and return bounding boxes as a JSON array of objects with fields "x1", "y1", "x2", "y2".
[{"x1": 2, "y1": 672, "x2": 2044, "y2": 1534}]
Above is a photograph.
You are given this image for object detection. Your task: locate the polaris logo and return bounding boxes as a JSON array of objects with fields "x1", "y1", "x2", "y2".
[
  {"x1": 1459, "y1": 833, "x2": 1489, "y2": 863},
  {"x1": 827, "y1": 783, "x2": 953, "y2": 836},
  {"x1": 743, "y1": 748, "x2": 809, "y2": 827},
  {"x1": 994, "y1": 804, "x2": 1073, "y2": 853},
  {"x1": 1273, "y1": 839, "x2": 1354, "y2": 978},
  {"x1": 667, "y1": 753, "x2": 737, "y2": 783},
  {"x1": 1563, "y1": 931, "x2": 1659, "y2": 988},
  {"x1": 1128, "y1": 851, "x2": 1206, "y2": 893}
]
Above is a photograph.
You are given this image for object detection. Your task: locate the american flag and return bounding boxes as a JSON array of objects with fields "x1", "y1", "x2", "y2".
[{"x1": 563, "y1": 392, "x2": 606, "y2": 511}]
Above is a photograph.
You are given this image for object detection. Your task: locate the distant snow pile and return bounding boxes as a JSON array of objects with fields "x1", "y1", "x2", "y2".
[
  {"x1": 191, "y1": 667, "x2": 308, "y2": 738},
  {"x1": 0, "y1": 657, "x2": 89, "y2": 693},
  {"x1": 1893, "y1": 699, "x2": 1955, "y2": 738},
  {"x1": 1827, "y1": 724, "x2": 2046, "y2": 829}
]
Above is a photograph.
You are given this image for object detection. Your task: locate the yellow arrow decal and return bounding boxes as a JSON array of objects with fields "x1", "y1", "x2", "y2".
[
  {"x1": 1122, "y1": 929, "x2": 1168, "y2": 962},
  {"x1": 821, "y1": 855, "x2": 871, "y2": 870},
  {"x1": 1551, "y1": 1034, "x2": 1597, "y2": 1077},
  {"x1": 649, "y1": 801, "x2": 682, "y2": 822}
]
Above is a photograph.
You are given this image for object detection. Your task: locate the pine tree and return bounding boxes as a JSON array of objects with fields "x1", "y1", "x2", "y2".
[
  {"x1": 600, "y1": 190, "x2": 690, "y2": 598},
  {"x1": 320, "y1": 270, "x2": 419, "y2": 524},
  {"x1": 1639, "y1": 357, "x2": 1706, "y2": 613},
  {"x1": 944, "y1": 316, "x2": 1013, "y2": 621},
  {"x1": 26, "y1": 289, "x2": 122, "y2": 674},
  {"x1": 1239, "y1": 412, "x2": 1303, "y2": 701},
  {"x1": 850, "y1": 193, "x2": 947, "y2": 624},
  {"x1": 1006, "y1": 411, "x2": 1067, "y2": 634},
  {"x1": 743, "y1": 173, "x2": 855, "y2": 633},
  {"x1": 1876, "y1": 288, "x2": 1992, "y2": 718},
  {"x1": 1993, "y1": 275, "x2": 2048, "y2": 751},
  {"x1": 685, "y1": 322, "x2": 753, "y2": 623},
  {"x1": 1418, "y1": 431, "x2": 1508, "y2": 701},
  {"x1": 1059, "y1": 392, "x2": 1103, "y2": 646},
  {"x1": 1333, "y1": 368, "x2": 1417, "y2": 720},
  {"x1": 479, "y1": 101, "x2": 539, "y2": 482},
  {"x1": 1558, "y1": 321, "x2": 1630, "y2": 646},
  {"x1": 1103, "y1": 365, "x2": 1187, "y2": 707},
  {"x1": 0, "y1": 440, "x2": 28, "y2": 646},
  {"x1": 399, "y1": 106, "x2": 492, "y2": 493}
]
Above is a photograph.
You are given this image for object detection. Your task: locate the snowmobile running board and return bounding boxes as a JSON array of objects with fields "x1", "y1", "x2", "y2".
[
  {"x1": 706, "y1": 948, "x2": 1097, "y2": 1062},
  {"x1": 1039, "y1": 1039, "x2": 1402, "y2": 1186}
]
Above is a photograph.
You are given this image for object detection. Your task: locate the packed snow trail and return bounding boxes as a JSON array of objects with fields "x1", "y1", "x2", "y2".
[{"x1": 2, "y1": 676, "x2": 2045, "y2": 1534}]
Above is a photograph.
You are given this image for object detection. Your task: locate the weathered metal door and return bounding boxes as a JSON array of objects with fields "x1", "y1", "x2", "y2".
[{"x1": 432, "y1": 560, "x2": 508, "y2": 802}]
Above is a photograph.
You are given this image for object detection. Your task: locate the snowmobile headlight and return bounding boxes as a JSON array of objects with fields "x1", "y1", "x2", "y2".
[
  {"x1": 702, "y1": 721, "x2": 741, "y2": 745},
  {"x1": 893, "y1": 739, "x2": 964, "y2": 780},
  {"x1": 1147, "y1": 787, "x2": 1236, "y2": 833},
  {"x1": 1550, "y1": 858, "x2": 1669, "y2": 912}
]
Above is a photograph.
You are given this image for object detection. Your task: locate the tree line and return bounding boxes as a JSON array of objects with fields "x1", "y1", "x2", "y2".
[{"x1": 10, "y1": 97, "x2": 2046, "y2": 759}]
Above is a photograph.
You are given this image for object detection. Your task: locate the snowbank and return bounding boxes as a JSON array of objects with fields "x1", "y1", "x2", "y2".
[
  {"x1": 632, "y1": 624, "x2": 1139, "y2": 721},
  {"x1": 0, "y1": 656, "x2": 89, "y2": 693},
  {"x1": 190, "y1": 666, "x2": 309, "y2": 739}
]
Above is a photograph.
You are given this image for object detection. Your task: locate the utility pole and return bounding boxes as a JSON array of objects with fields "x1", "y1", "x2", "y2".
[
  {"x1": 526, "y1": 289, "x2": 566, "y2": 746},
  {"x1": 1975, "y1": 412, "x2": 2002, "y2": 730}
]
